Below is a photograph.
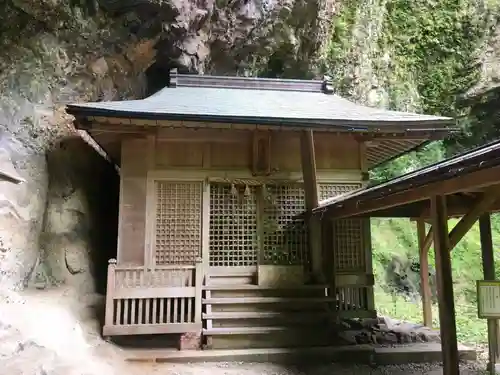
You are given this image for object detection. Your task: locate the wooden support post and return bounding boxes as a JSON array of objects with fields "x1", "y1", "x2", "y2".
[
  {"x1": 201, "y1": 181, "x2": 210, "y2": 281},
  {"x1": 300, "y1": 130, "x2": 322, "y2": 283},
  {"x1": 145, "y1": 134, "x2": 156, "y2": 270},
  {"x1": 104, "y1": 258, "x2": 117, "y2": 338},
  {"x1": 194, "y1": 258, "x2": 203, "y2": 326},
  {"x1": 417, "y1": 219, "x2": 433, "y2": 327},
  {"x1": 479, "y1": 213, "x2": 500, "y2": 374},
  {"x1": 300, "y1": 130, "x2": 319, "y2": 209},
  {"x1": 431, "y1": 196, "x2": 459, "y2": 375}
]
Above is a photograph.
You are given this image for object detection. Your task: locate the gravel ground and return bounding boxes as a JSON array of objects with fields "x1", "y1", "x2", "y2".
[
  {"x1": 128, "y1": 361, "x2": 483, "y2": 375},
  {"x1": 0, "y1": 290, "x2": 488, "y2": 375}
]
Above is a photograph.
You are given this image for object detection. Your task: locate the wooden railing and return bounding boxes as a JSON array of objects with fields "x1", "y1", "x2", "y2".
[
  {"x1": 334, "y1": 286, "x2": 371, "y2": 317},
  {"x1": 103, "y1": 259, "x2": 203, "y2": 337},
  {"x1": 332, "y1": 274, "x2": 376, "y2": 319}
]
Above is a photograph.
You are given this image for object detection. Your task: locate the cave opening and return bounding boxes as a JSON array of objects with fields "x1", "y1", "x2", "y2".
[
  {"x1": 47, "y1": 136, "x2": 119, "y2": 321},
  {"x1": 145, "y1": 62, "x2": 171, "y2": 96},
  {"x1": 145, "y1": 58, "x2": 194, "y2": 96}
]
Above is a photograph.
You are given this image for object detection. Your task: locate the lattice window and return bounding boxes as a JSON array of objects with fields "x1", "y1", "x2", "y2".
[
  {"x1": 319, "y1": 183, "x2": 361, "y2": 201},
  {"x1": 209, "y1": 183, "x2": 258, "y2": 267},
  {"x1": 332, "y1": 219, "x2": 366, "y2": 272},
  {"x1": 154, "y1": 181, "x2": 202, "y2": 265},
  {"x1": 262, "y1": 184, "x2": 308, "y2": 266},
  {"x1": 319, "y1": 183, "x2": 366, "y2": 273}
]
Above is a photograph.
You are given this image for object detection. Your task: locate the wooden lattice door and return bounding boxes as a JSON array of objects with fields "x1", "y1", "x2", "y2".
[
  {"x1": 208, "y1": 183, "x2": 259, "y2": 269},
  {"x1": 261, "y1": 184, "x2": 308, "y2": 267},
  {"x1": 147, "y1": 180, "x2": 204, "y2": 332},
  {"x1": 319, "y1": 183, "x2": 375, "y2": 317},
  {"x1": 318, "y1": 183, "x2": 365, "y2": 274},
  {"x1": 208, "y1": 182, "x2": 310, "y2": 278},
  {"x1": 153, "y1": 181, "x2": 202, "y2": 265}
]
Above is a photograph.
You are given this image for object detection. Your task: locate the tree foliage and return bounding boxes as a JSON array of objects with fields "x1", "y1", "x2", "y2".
[
  {"x1": 326, "y1": 0, "x2": 498, "y2": 178},
  {"x1": 380, "y1": 0, "x2": 485, "y2": 117}
]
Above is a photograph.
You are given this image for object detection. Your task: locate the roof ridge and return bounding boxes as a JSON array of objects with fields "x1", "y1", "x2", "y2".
[{"x1": 169, "y1": 69, "x2": 334, "y2": 94}]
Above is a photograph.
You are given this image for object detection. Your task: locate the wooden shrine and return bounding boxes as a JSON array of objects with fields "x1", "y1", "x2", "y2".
[{"x1": 66, "y1": 71, "x2": 453, "y2": 350}]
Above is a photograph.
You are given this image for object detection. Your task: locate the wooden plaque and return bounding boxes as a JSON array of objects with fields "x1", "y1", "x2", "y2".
[{"x1": 477, "y1": 280, "x2": 500, "y2": 319}]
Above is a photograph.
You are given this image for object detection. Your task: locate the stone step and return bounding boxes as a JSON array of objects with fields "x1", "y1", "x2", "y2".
[
  {"x1": 203, "y1": 284, "x2": 328, "y2": 290},
  {"x1": 203, "y1": 311, "x2": 329, "y2": 320},
  {"x1": 204, "y1": 326, "x2": 319, "y2": 336},
  {"x1": 202, "y1": 297, "x2": 335, "y2": 305}
]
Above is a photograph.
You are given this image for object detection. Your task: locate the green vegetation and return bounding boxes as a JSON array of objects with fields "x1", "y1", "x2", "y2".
[
  {"x1": 325, "y1": 0, "x2": 500, "y2": 346},
  {"x1": 325, "y1": 0, "x2": 492, "y2": 115},
  {"x1": 379, "y1": 0, "x2": 484, "y2": 116},
  {"x1": 372, "y1": 217, "x2": 500, "y2": 345}
]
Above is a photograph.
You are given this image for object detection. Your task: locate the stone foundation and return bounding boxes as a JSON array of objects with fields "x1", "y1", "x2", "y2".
[
  {"x1": 179, "y1": 331, "x2": 202, "y2": 350},
  {"x1": 339, "y1": 316, "x2": 441, "y2": 346}
]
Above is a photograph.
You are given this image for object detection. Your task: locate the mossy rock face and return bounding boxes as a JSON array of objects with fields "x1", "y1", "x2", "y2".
[
  {"x1": 323, "y1": 0, "x2": 497, "y2": 121},
  {"x1": 384, "y1": 255, "x2": 437, "y2": 302}
]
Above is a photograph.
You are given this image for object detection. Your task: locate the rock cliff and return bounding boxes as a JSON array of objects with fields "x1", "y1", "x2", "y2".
[
  {"x1": 1, "y1": 0, "x2": 500, "y2": 372},
  {"x1": 0, "y1": 0, "x2": 334, "y2": 373}
]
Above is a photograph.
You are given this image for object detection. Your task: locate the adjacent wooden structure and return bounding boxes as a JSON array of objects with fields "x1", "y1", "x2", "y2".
[
  {"x1": 0, "y1": 167, "x2": 24, "y2": 184},
  {"x1": 316, "y1": 139, "x2": 500, "y2": 375},
  {"x1": 67, "y1": 71, "x2": 453, "y2": 350}
]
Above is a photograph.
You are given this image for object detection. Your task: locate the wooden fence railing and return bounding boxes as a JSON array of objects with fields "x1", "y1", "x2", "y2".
[
  {"x1": 332, "y1": 274, "x2": 376, "y2": 319},
  {"x1": 334, "y1": 285, "x2": 374, "y2": 318},
  {"x1": 103, "y1": 259, "x2": 203, "y2": 337}
]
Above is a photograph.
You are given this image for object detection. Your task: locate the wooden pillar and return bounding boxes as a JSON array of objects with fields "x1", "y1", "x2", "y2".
[
  {"x1": 417, "y1": 219, "x2": 433, "y2": 327},
  {"x1": 300, "y1": 130, "x2": 322, "y2": 283},
  {"x1": 480, "y1": 213, "x2": 500, "y2": 373},
  {"x1": 145, "y1": 134, "x2": 157, "y2": 269},
  {"x1": 201, "y1": 181, "x2": 211, "y2": 277},
  {"x1": 431, "y1": 195, "x2": 459, "y2": 375},
  {"x1": 103, "y1": 258, "x2": 117, "y2": 338}
]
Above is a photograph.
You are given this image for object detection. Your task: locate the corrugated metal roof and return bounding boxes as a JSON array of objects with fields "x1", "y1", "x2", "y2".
[
  {"x1": 67, "y1": 73, "x2": 454, "y2": 129},
  {"x1": 315, "y1": 138, "x2": 500, "y2": 211}
]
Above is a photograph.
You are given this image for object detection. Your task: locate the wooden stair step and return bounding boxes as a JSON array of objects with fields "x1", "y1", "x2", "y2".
[
  {"x1": 203, "y1": 311, "x2": 329, "y2": 319},
  {"x1": 203, "y1": 326, "x2": 321, "y2": 335},
  {"x1": 202, "y1": 297, "x2": 335, "y2": 304},
  {"x1": 203, "y1": 284, "x2": 328, "y2": 290},
  {"x1": 208, "y1": 269, "x2": 254, "y2": 277}
]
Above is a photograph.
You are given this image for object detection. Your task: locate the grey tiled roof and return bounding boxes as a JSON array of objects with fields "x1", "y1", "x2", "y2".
[{"x1": 67, "y1": 74, "x2": 454, "y2": 129}]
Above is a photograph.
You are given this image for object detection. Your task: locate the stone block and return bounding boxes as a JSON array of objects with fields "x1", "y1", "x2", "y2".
[{"x1": 179, "y1": 331, "x2": 202, "y2": 351}]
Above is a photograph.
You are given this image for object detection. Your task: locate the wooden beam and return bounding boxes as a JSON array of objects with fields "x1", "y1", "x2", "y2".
[
  {"x1": 355, "y1": 132, "x2": 447, "y2": 141},
  {"x1": 448, "y1": 191, "x2": 499, "y2": 251},
  {"x1": 300, "y1": 130, "x2": 319, "y2": 210},
  {"x1": 384, "y1": 195, "x2": 500, "y2": 220},
  {"x1": 326, "y1": 165, "x2": 500, "y2": 219},
  {"x1": 416, "y1": 193, "x2": 483, "y2": 219},
  {"x1": 417, "y1": 219, "x2": 433, "y2": 327},
  {"x1": 431, "y1": 195, "x2": 459, "y2": 375},
  {"x1": 422, "y1": 226, "x2": 433, "y2": 254},
  {"x1": 252, "y1": 131, "x2": 271, "y2": 176},
  {"x1": 416, "y1": 192, "x2": 496, "y2": 262},
  {"x1": 479, "y1": 214, "x2": 500, "y2": 373},
  {"x1": 300, "y1": 130, "x2": 322, "y2": 283},
  {"x1": 359, "y1": 141, "x2": 367, "y2": 175}
]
